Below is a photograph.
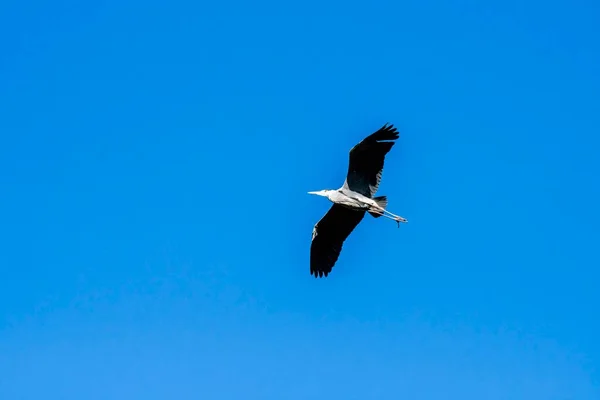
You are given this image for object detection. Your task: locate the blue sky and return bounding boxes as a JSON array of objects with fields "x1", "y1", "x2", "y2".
[{"x1": 1, "y1": 0, "x2": 599, "y2": 398}]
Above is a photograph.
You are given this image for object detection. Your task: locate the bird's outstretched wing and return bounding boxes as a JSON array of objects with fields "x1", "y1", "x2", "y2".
[
  {"x1": 344, "y1": 123, "x2": 400, "y2": 197},
  {"x1": 310, "y1": 204, "x2": 366, "y2": 278}
]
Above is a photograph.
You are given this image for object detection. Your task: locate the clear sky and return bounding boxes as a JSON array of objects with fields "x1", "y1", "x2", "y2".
[{"x1": 1, "y1": 0, "x2": 599, "y2": 398}]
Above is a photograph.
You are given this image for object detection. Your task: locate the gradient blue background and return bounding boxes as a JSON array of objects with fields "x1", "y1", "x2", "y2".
[{"x1": 1, "y1": 0, "x2": 599, "y2": 398}]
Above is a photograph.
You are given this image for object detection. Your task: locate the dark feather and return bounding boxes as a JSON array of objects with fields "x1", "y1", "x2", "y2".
[
  {"x1": 344, "y1": 123, "x2": 400, "y2": 197},
  {"x1": 310, "y1": 204, "x2": 366, "y2": 277}
]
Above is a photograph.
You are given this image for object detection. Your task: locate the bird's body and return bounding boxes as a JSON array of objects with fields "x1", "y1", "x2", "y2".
[
  {"x1": 309, "y1": 188, "x2": 384, "y2": 212},
  {"x1": 308, "y1": 123, "x2": 407, "y2": 278}
]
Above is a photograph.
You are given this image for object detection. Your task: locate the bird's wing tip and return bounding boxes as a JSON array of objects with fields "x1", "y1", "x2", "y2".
[
  {"x1": 376, "y1": 122, "x2": 400, "y2": 140},
  {"x1": 310, "y1": 268, "x2": 330, "y2": 278}
]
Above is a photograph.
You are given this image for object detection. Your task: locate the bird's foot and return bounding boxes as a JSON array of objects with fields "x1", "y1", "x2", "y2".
[{"x1": 394, "y1": 216, "x2": 408, "y2": 227}]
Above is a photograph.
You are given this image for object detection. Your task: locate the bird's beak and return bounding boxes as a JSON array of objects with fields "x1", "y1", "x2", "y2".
[{"x1": 308, "y1": 191, "x2": 319, "y2": 195}]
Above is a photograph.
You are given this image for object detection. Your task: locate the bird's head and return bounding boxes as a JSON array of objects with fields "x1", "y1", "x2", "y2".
[{"x1": 307, "y1": 189, "x2": 331, "y2": 198}]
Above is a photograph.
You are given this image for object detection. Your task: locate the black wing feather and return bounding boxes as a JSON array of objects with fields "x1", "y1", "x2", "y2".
[
  {"x1": 344, "y1": 123, "x2": 400, "y2": 197},
  {"x1": 310, "y1": 204, "x2": 366, "y2": 278}
]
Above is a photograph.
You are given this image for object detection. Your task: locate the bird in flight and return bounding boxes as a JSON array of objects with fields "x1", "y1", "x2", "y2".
[{"x1": 308, "y1": 123, "x2": 407, "y2": 278}]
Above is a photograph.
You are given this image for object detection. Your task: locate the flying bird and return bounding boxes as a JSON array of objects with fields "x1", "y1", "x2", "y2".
[{"x1": 308, "y1": 123, "x2": 407, "y2": 278}]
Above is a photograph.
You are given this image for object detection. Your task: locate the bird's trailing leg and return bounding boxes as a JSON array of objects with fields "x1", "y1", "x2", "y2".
[
  {"x1": 370, "y1": 208, "x2": 408, "y2": 227},
  {"x1": 382, "y1": 208, "x2": 408, "y2": 223}
]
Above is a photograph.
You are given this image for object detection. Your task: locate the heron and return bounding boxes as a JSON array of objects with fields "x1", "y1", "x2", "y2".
[{"x1": 308, "y1": 123, "x2": 407, "y2": 278}]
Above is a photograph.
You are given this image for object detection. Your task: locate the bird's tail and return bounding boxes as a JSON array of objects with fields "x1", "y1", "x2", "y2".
[{"x1": 368, "y1": 196, "x2": 388, "y2": 218}]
